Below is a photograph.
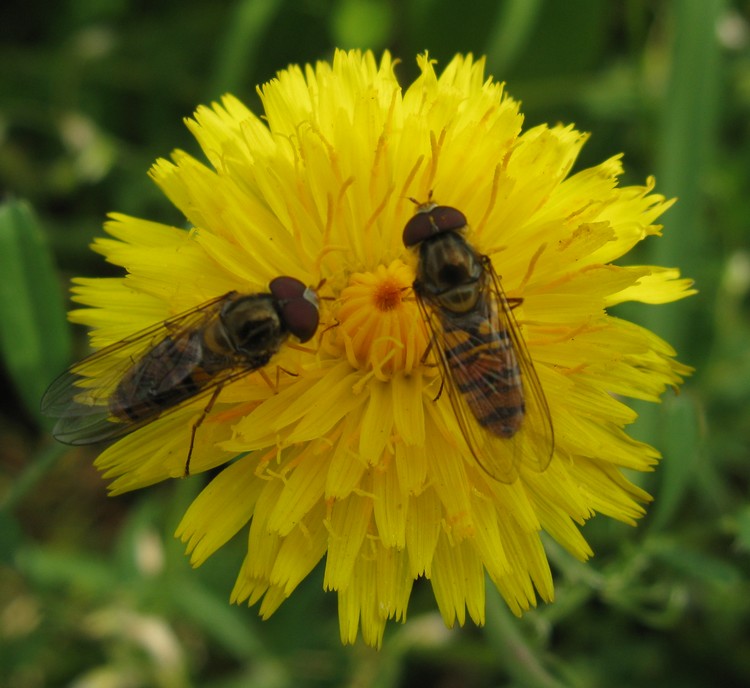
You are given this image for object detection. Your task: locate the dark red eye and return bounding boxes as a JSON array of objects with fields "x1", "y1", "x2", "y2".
[
  {"x1": 269, "y1": 276, "x2": 320, "y2": 343},
  {"x1": 402, "y1": 204, "x2": 468, "y2": 247}
]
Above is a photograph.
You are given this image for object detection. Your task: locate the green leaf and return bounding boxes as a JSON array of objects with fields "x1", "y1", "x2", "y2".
[{"x1": 0, "y1": 199, "x2": 71, "y2": 423}]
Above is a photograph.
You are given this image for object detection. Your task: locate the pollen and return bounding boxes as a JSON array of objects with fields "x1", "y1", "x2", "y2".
[
  {"x1": 333, "y1": 260, "x2": 428, "y2": 380},
  {"x1": 374, "y1": 278, "x2": 403, "y2": 311}
]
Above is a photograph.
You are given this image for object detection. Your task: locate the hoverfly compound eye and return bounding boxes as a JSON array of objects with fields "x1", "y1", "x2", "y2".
[
  {"x1": 402, "y1": 203, "x2": 468, "y2": 248},
  {"x1": 269, "y1": 276, "x2": 320, "y2": 343}
]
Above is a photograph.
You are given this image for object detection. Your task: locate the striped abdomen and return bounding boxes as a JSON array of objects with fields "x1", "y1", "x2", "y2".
[
  {"x1": 442, "y1": 302, "x2": 525, "y2": 438},
  {"x1": 109, "y1": 332, "x2": 220, "y2": 421}
]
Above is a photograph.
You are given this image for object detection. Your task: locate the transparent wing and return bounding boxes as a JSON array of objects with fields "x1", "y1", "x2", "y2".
[
  {"x1": 41, "y1": 292, "x2": 249, "y2": 445},
  {"x1": 481, "y1": 259, "x2": 554, "y2": 471},
  {"x1": 416, "y1": 264, "x2": 554, "y2": 483}
]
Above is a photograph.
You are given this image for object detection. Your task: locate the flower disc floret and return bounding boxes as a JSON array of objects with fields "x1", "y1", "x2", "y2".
[{"x1": 334, "y1": 261, "x2": 428, "y2": 379}]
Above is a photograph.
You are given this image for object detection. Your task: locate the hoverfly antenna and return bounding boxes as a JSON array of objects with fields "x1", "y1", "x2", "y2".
[{"x1": 407, "y1": 189, "x2": 434, "y2": 208}]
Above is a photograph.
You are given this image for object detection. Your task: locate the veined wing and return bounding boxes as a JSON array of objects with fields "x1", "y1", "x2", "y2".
[
  {"x1": 417, "y1": 266, "x2": 554, "y2": 482},
  {"x1": 41, "y1": 292, "x2": 245, "y2": 444}
]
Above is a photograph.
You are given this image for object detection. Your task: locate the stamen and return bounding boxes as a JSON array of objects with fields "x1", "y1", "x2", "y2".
[
  {"x1": 365, "y1": 185, "x2": 394, "y2": 234},
  {"x1": 399, "y1": 155, "x2": 425, "y2": 201},
  {"x1": 476, "y1": 162, "x2": 502, "y2": 236},
  {"x1": 425, "y1": 129, "x2": 446, "y2": 191},
  {"x1": 517, "y1": 242, "x2": 547, "y2": 292}
]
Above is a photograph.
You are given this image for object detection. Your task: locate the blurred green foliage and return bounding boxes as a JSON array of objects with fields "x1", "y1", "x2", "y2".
[{"x1": 2, "y1": 1, "x2": 750, "y2": 686}]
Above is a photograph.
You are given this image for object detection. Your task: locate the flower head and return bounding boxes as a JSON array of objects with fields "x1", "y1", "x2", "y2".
[{"x1": 67, "y1": 50, "x2": 693, "y2": 647}]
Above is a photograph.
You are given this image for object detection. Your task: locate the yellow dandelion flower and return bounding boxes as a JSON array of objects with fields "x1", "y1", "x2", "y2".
[{"x1": 47, "y1": 50, "x2": 694, "y2": 648}]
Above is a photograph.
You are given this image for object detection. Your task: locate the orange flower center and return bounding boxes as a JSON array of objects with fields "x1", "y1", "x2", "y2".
[
  {"x1": 333, "y1": 260, "x2": 429, "y2": 380},
  {"x1": 373, "y1": 277, "x2": 403, "y2": 311}
]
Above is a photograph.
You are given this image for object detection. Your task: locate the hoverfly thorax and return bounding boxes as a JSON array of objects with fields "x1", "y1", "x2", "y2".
[
  {"x1": 217, "y1": 295, "x2": 284, "y2": 356},
  {"x1": 417, "y1": 231, "x2": 483, "y2": 314},
  {"x1": 212, "y1": 276, "x2": 320, "y2": 357}
]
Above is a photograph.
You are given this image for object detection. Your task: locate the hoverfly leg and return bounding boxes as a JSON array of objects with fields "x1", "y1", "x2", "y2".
[
  {"x1": 433, "y1": 375, "x2": 445, "y2": 402},
  {"x1": 275, "y1": 365, "x2": 299, "y2": 390},
  {"x1": 319, "y1": 319, "x2": 340, "y2": 338},
  {"x1": 278, "y1": 365, "x2": 297, "y2": 379},
  {"x1": 418, "y1": 337, "x2": 445, "y2": 401},
  {"x1": 506, "y1": 297, "x2": 523, "y2": 310},
  {"x1": 258, "y1": 368, "x2": 277, "y2": 393},
  {"x1": 183, "y1": 384, "x2": 224, "y2": 477},
  {"x1": 258, "y1": 366, "x2": 298, "y2": 394},
  {"x1": 420, "y1": 337, "x2": 435, "y2": 365},
  {"x1": 420, "y1": 335, "x2": 441, "y2": 370}
]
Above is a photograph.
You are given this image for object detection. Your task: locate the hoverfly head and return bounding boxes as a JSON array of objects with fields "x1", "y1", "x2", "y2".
[
  {"x1": 269, "y1": 276, "x2": 320, "y2": 343},
  {"x1": 402, "y1": 203, "x2": 468, "y2": 248}
]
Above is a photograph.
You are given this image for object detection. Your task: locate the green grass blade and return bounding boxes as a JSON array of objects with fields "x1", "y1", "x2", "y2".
[
  {"x1": 646, "y1": 392, "x2": 703, "y2": 531},
  {"x1": 211, "y1": 0, "x2": 285, "y2": 97},
  {"x1": 484, "y1": 0, "x2": 543, "y2": 76},
  {"x1": 485, "y1": 586, "x2": 568, "y2": 688},
  {"x1": 635, "y1": 0, "x2": 723, "y2": 487},
  {"x1": 647, "y1": 0, "x2": 724, "y2": 347},
  {"x1": 0, "y1": 199, "x2": 71, "y2": 423}
]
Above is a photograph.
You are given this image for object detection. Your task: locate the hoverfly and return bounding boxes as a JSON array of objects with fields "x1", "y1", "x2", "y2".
[
  {"x1": 42, "y1": 276, "x2": 320, "y2": 475},
  {"x1": 403, "y1": 200, "x2": 554, "y2": 483}
]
